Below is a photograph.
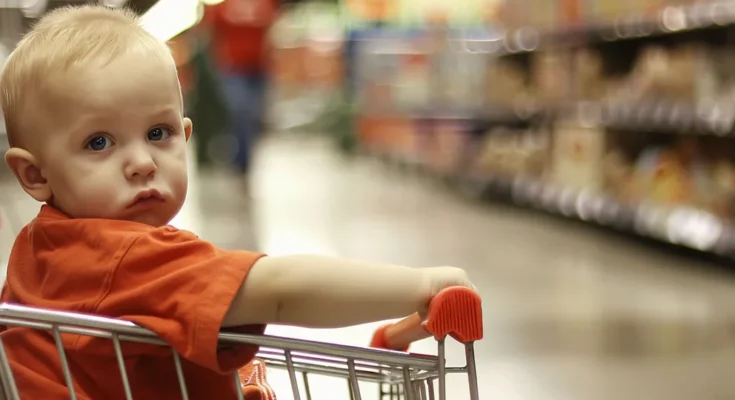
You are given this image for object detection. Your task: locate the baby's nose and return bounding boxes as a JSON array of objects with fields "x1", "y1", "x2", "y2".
[{"x1": 125, "y1": 153, "x2": 157, "y2": 179}]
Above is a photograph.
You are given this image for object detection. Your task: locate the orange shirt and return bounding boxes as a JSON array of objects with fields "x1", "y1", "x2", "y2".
[
  {"x1": 0, "y1": 205, "x2": 267, "y2": 400},
  {"x1": 203, "y1": 0, "x2": 279, "y2": 73}
]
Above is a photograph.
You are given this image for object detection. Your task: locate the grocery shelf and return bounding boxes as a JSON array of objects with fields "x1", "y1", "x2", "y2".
[
  {"x1": 497, "y1": 1, "x2": 735, "y2": 56},
  {"x1": 345, "y1": 4, "x2": 735, "y2": 263},
  {"x1": 363, "y1": 149, "x2": 735, "y2": 262},
  {"x1": 479, "y1": 176, "x2": 735, "y2": 258},
  {"x1": 481, "y1": 102, "x2": 735, "y2": 137},
  {"x1": 567, "y1": 101, "x2": 735, "y2": 136}
]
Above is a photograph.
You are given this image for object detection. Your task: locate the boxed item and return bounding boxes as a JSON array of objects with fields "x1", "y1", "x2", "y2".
[
  {"x1": 615, "y1": 44, "x2": 719, "y2": 105},
  {"x1": 419, "y1": 121, "x2": 473, "y2": 175},
  {"x1": 532, "y1": 50, "x2": 573, "y2": 106},
  {"x1": 356, "y1": 115, "x2": 415, "y2": 157},
  {"x1": 574, "y1": 48, "x2": 606, "y2": 101},
  {"x1": 711, "y1": 160, "x2": 735, "y2": 219},
  {"x1": 629, "y1": 138, "x2": 710, "y2": 208},
  {"x1": 393, "y1": 53, "x2": 432, "y2": 111},
  {"x1": 473, "y1": 128, "x2": 549, "y2": 179},
  {"x1": 550, "y1": 122, "x2": 607, "y2": 191},
  {"x1": 485, "y1": 59, "x2": 530, "y2": 108}
]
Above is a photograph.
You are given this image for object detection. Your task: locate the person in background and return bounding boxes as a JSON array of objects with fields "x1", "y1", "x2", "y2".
[{"x1": 199, "y1": 0, "x2": 280, "y2": 182}]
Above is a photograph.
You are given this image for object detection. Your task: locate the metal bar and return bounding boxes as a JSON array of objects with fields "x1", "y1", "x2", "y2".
[
  {"x1": 257, "y1": 348, "x2": 407, "y2": 371},
  {"x1": 347, "y1": 359, "x2": 362, "y2": 400},
  {"x1": 219, "y1": 332, "x2": 438, "y2": 370},
  {"x1": 402, "y1": 367, "x2": 414, "y2": 400},
  {"x1": 414, "y1": 380, "x2": 428, "y2": 400},
  {"x1": 0, "y1": 317, "x2": 168, "y2": 346},
  {"x1": 256, "y1": 348, "x2": 405, "y2": 375},
  {"x1": 388, "y1": 384, "x2": 398, "y2": 400},
  {"x1": 0, "y1": 304, "x2": 152, "y2": 337},
  {"x1": 348, "y1": 379, "x2": 355, "y2": 400},
  {"x1": 261, "y1": 356, "x2": 402, "y2": 378},
  {"x1": 1, "y1": 315, "x2": 447, "y2": 383},
  {"x1": 0, "y1": 304, "x2": 439, "y2": 369},
  {"x1": 301, "y1": 371, "x2": 312, "y2": 400},
  {"x1": 111, "y1": 334, "x2": 134, "y2": 400},
  {"x1": 0, "y1": 336, "x2": 20, "y2": 400},
  {"x1": 259, "y1": 358, "x2": 398, "y2": 382},
  {"x1": 172, "y1": 351, "x2": 189, "y2": 400},
  {"x1": 426, "y1": 378, "x2": 436, "y2": 400},
  {"x1": 413, "y1": 381, "x2": 422, "y2": 400},
  {"x1": 51, "y1": 326, "x2": 77, "y2": 400},
  {"x1": 465, "y1": 343, "x2": 479, "y2": 400},
  {"x1": 437, "y1": 340, "x2": 446, "y2": 400},
  {"x1": 284, "y1": 351, "x2": 301, "y2": 400},
  {"x1": 233, "y1": 371, "x2": 245, "y2": 400}
]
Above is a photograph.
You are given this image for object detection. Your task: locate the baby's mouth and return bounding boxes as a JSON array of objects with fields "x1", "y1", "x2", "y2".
[{"x1": 129, "y1": 189, "x2": 164, "y2": 208}]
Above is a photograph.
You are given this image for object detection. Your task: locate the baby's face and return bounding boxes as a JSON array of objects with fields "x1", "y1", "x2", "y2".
[{"x1": 31, "y1": 51, "x2": 191, "y2": 226}]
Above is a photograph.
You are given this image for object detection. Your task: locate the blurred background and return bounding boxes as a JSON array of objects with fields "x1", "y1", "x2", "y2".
[{"x1": 4, "y1": 0, "x2": 735, "y2": 399}]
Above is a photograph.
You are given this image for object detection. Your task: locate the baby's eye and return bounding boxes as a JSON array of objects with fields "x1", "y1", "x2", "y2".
[
  {"x1": 147, "y1": 127, "x2": 171, "y2": 141},
  {"x1": 86, "y1": 136, "x2": 112, "y2": 151}
]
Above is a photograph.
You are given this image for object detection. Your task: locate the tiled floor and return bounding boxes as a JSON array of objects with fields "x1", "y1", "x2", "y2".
[{"x1": 2, "y1": 134, "x2": 735, "y2": 399}]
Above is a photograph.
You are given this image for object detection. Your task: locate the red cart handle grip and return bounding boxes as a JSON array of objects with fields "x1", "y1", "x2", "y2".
[{"x1": 369, "y1": 286, "x2": 483, "y2": 351}]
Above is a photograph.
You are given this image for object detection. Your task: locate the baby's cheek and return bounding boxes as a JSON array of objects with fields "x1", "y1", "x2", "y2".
[{"x1": 64, "y1": 175, "x2": 117, "y2": 214}]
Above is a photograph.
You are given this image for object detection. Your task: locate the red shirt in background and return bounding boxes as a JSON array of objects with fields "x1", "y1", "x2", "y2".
[{"x1": 203, "y1": 0, "x2": 279, "y2": 74}]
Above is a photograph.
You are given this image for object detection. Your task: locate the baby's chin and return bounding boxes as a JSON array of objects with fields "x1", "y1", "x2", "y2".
[
  {"x1": 119, "y1": 211, "x2": 177, "y2": 227},
  {"x1": 125, "y1": 216, "x2": 173, "y2": 227},
  {"x1": 53, "y1": 199, "x2": 181, "y2": 227}
]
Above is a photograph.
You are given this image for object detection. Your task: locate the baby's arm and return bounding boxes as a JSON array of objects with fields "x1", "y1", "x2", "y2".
[{"x1": 222, "y1": 255, "x2": 473, "y2": 328}]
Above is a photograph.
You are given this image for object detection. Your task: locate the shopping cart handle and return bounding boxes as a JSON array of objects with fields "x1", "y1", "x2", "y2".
[{"x1": 370, "y1": 286, "x2": 483, "y2": 351}]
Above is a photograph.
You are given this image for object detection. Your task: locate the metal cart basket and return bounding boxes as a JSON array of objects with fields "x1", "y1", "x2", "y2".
[{"x1": 0, "y1": 287, "x2": 483, "y2": 400}]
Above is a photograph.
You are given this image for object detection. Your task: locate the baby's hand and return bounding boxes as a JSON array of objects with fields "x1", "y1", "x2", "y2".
[{"x1": 421, "y1": 266, "x2": 476, "y2": 300}]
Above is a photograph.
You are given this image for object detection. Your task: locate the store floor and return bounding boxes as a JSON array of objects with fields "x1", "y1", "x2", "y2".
[{"x1": 2, "y1": 134, "x2": 735, "y2": 399}]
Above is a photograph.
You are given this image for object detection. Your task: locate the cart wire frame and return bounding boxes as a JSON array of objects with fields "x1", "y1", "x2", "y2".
[{"x1": 0, "y1": 288, "x2": 482, "y2": 400}]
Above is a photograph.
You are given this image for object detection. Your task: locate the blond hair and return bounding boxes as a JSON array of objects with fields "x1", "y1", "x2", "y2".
[{"x1": 0, "y1": 5, "x2": 172, "y2": 148}]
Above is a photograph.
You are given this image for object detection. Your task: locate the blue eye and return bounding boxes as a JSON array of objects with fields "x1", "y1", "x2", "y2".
[
  {"x1": 148, "y1": 127, "x2": 170, "y2": 141},
  {"x1": 86, "y1": 136, "x2": 111, "y2": 151}
]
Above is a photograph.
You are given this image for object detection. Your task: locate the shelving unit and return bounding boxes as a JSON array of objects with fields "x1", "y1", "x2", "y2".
[
  {"x1": 497, "y1": 1, "x2": 735, "y2": 56},
  {"x1": 347, "y1": 1, "x2": 735, "y2": 262}
]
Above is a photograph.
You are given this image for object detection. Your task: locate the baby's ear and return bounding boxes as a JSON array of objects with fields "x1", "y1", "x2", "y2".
[
  {"x1": 183, "y1": 118, "x2": 193, "y2": 142},
  {"x1": 5, "y1": 148, "x2": 52, "y2": 202}
]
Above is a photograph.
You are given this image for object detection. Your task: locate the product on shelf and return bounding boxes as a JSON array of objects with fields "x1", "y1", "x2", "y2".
[
  {"x1": 356, "y1": 115, "x2": 416, "y2": 157},
  {"x1": 485, "y1": 59, "x2": 531, "y2": 109},
  {"x1": 418, "y1": 121, "x2": 473, "y2": 175},
  {"x1": 574, "y1": 48, "x2": 606, "y2": 101},
  {"x1": 550, "y1": 122, "x2": 606, "y2": 191},
  {"x1": 532, "y1": 50, "x2": 573, "y2": 106},
  {"x1": 603, "y1": 147, "x2": 635, "y2": 201},
  {"x1": 394, "y1": 53, "x2": 432, "y2": 110},
  {"x1": 712, "y1": 160, "x2": 735, "y2": 219},
  {"x1": 609, "y1": 136, "x2": 735, "y2": 220},
  {"x1": 472, "y1": 128, "x2": 548, "y2": 179},
  {"x1": 609, "y1": 43, "x2": 721, "y2": 106},
  {"x1": 633, "y1": 144, "x2": 694, "y2": 206}
]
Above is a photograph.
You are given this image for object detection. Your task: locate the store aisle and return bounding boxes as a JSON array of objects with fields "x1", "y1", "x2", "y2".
[
  {"x1": 245, "y1": 135, "x2": 735, "y2": 400},
  {"x1": 1, "y1": 134, "x2": 735, "y2": 399}
]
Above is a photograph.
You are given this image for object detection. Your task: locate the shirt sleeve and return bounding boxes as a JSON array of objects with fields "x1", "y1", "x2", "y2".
[{"x1": 94, "y1": 226, "x2": 267, "y2": 374}]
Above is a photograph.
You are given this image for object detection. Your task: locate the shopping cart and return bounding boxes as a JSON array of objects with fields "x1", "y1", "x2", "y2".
[{"x1": 0, "y1": 286, "x2": 483, "y2": 400}]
